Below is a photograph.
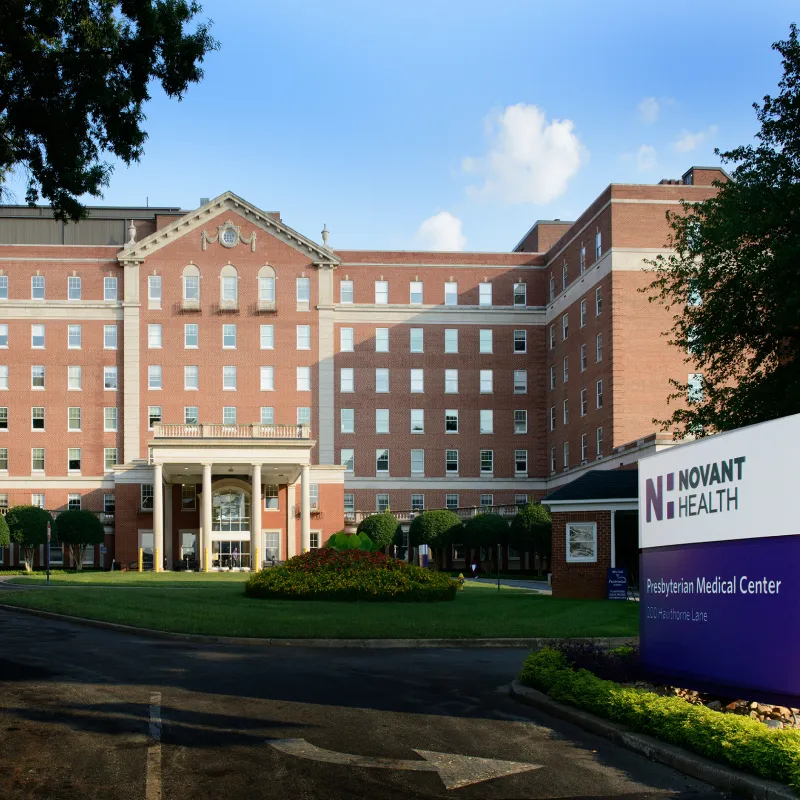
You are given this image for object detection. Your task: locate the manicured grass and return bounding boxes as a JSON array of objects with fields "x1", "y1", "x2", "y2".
[{"x1": 1, "y1": 572, "x2": 639, "y2": 639}]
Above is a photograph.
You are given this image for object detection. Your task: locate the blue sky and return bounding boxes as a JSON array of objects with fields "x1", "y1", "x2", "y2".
[{"x1": 12, "y1": 0, "x2": 799, "y2": 251}]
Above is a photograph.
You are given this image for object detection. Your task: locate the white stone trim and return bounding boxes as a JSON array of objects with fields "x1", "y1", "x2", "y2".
[
  {"x1": 345, "y1": 478, "x2": 545, "y2": 490},
  {"x1": 337, "y1": 261, "x2": 543, "y2": 270},
  {"x1": 0, "y1": 256, "x2": 118, "y2": 262},
  {"x1": 546, "y1": 500, "x2": 638, "y2": 511},
  {"x1": 0, "y1": 301, "x2": 123, "y2": 320},
  {"x1": 0, "y1": 475, "x2": 115, "y2": 489},
  {"x1": 309, "y1": 466, "x2": 346, "y2": 484},
  {"x1": 113, "y1": 462, "x2": 155, "y2": 484},
  {"x1": 333, "y1": 305, "x2": 545, "y2": 325}
]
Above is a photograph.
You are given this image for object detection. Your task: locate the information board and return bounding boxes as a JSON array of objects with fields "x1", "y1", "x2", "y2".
[{"x1": 607, "y1": 568, "x2": 628, "y2": 600}]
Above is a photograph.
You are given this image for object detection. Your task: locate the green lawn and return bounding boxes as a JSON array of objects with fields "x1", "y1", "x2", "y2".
[{"x1": 0, "y1": 572, "x2": 639, "y2": 639}]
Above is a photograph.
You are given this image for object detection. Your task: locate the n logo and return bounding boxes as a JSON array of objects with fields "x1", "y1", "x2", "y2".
[{"x1": 645, "y1": 473, "x2": 675, "y2": 522}]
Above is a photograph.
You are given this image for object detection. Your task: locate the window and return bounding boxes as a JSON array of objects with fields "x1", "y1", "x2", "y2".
[
  {"x1": 513, "y1": 330, "x2": 526, "y2": 353},
  {"x1": 183, "y1": 406, "x2": 199, "y2": 426},
  {"x1": 341, "y1": 449, "x2": 354, "y2": 473},
  {"x1": 444, "y1": 329, "x2": 458, "y2": 353},
  {"x1": 32, "y1": 447, "x2": 45, "y2": 471},
  {"x1": 567, "y1": 522, "x2": 597, "y2": 563},
  {"x1": 68, "y1": 447, "x2": 81, "y2": 472},
  {"x1": 68, "y1": 325, "x2": 81, "y2": 348},
  {"x1": 515, "y1": 494, "x2": 529, "y2": 508},
  {"x1": 445, "y1": 369, "x2": 458, "y2": 393},
  {"x1": 411, "y1": 449, "x2": 424, "y2": 474},
  {"x1": 376, "y1": 493, "x2": 390, "y2": 512},
  {"x1": 104, "y1": 448, "x2": 117, "y2": 471},
  {"x1": 443, "y1": 494, "x2": 458, "y2": 511},
  {"x1": 550, "y1": 406, "x2": 556, "y2": 431},
  {"x1": 344, "y1": 493, "x2": 354, "y2": 513},
  {"x1": 260, "y1": 366, "x2": 274, "y2": 391},
  {"x1": 0, "y1": 365, "x2": 8, "y2": 390},
  {"x1": 31, "y1": 324, "x2": 45, "y2": 348},
  {"x1": 595, "y1": 231, "x2": 602, "y2": 260},
  {"x1": 445, "y1": 409, "x2": 458, "y2": 433},
  {"x1": 221, "y1": 366, "x2": 236, "y2": 390},
  {"x1": 375, "y1": 408, "x2": 389, "y2": 433},
  {"x1": 149, "y1": 365, "x2": 162, "y2": 390},
  {"x1": 141, "y1": 484, "x2": 154, "y2": 511},
  {"x1": 148, "y1": 406, "x2": 162, "y2": 429},
  {"x1": 148, "y1": 324, "x2": 162, "y2": 349},
  {"x1": 515, "y1": 450, "x2": 528, "y2": 475},
  {"x1": 596, "y1": 379, "x2": 604, "y2": 409},
  {"x1": 181, "y1": 484, "x2": 197, "y2": 511},
  {"x1": 264, "y1": 484, "x2": 279, "y2": 510},
  {"x1": 104, "y1": 277, "x2": 117, "y2": 301},
  {"x1": 296, "y1": 325, "x2": 311, "y2": 350},
  {"x1": 31, "y1": 492, "x2": 44, "y2": 508},
  {"x1": 148, "y1": 275, "x2": 162, "y2": 307},
  {"x1": 260, "y1": 407, "x2": 274, "y2": 425},
  {"x1": 444, "y1": 282, "x2": 458, "y2": 306},
  {"x1": 257, "y1": 272, "x2": 275, "y2": 306},
  {"x1": 341, "y1": 408, "x2": 354, "y2": 434},
  {"x1": 0, "y1": 277, "x2": 6, "y2": 299},
  {"x1": 375, "y1": 328, "x2": 389, "y2": 352},
  {"x1": 479, "y1": 370, "x2": 492, "y2": 393},
  {"x1": 409, "y1": 281, "x2": 423, "y2": 304},
  {"x1": 688, "y1": 373, "x2": 704, "y2": 402},
  {"x1": 31, "y1": 365, "x2": 45, "y2": 388},
  {"x1": 340, "y1": 327, "x2": 354, "y2": 352},
  {"x1": 260, "y1": 324, "x2": 274, "y2": 350},
  {"x1": 104, "y1": 494, "x2": 115, "y2": 515},
  {"x1": 580, "y1": 299, "x2": 587, "y2": 327},
  {"x1": 410, "y1": 369, "x2": 424, "y2": 393},
  {"x1": 480, "y1": 409, "x2": 493, "y2": 434},
  {"x1": 411, "y1": 494, "x2": 424, "y2": 511},
  {"x1": 479, "y1": 329, "x2": 493, "y2": 353},
  {"x1": 104, "y1": 366, "x2": 117, "y2": 390},
  {"x1": 563, "y1": 441, "x2": 570, "y2": 469},
  {"x1": 375, "y1": 368, "x2": 389, "y2": 393},
  {"x1": 581, "y1": 388, "x2": 588, "y2": 417},
  {"x1": 596, "y1": 333, "x2": 603, "y2": 362},
  {"x1": 32, "y1": 275, "x2": 45, "y2": 299},
  {"x1": 68, "y1": 493, "x2": 81, "y2": 511},
  {"x1": 445, "y1": 449, "x2": 459, "y2": 474},
  {"x1": 563, "y1": 399, "x2": 569, "y2": 425},
  {"x1": 479, "y1": 282, "x2": 492, "y2": 306},
  {"x1": 580, "y1": 343, "x2": 587, "y2": 372},
  {"x1": 550, "y1": 365, "x2": 556, "y2": 391},
  {"x1": 480, "y1": 450, "x2": 494, "y2": 474},
  {"x1": 597, "y1": 426, "x2": 604, "y2": 457},
  {"x1": 68, "y1": 276, "x2": 82, "y2": 300},
  {"x1": 223, "y1": 324, "x2": 237, "y2": 349},
  {"x1": 513, "y1": 282, "x2": 526, "y2": 306},
  {"x1": 297, "y1": 366, "x2": 311, "y2": 392},
  {"x1": 179, "y1": 323, "x2": 196, "y2": 349},
  {"x1": 296, "y1": 277, "x2": 310, "y2": 303},
  {"x1": 340, "y1": 280, "x2": 353, "y2": 304},
  {"x1": 374, "y1": 280, "x2": 388, "y2": 304},
  {"x1": 410, "y1": 409, "x2": 424, "y2": 433},
  {"x1": 67, "y1": 406, "x2": 80, "y2": 431},
  {"x1": 581, "y1": 433, "x2": 588, "y2": 462},
  {"x1": 340, "y1": 368, "x2": 354, "y2": 393},
  {"x1": 514, "y1": 369, "x2": 527, "y2": 394},
  {"x1": 184, "y1": 365, "x2": 199, "y2": 390},
  {"x1": 562, "y1": 313, "x2": 569, "y2": 340},
  {"x1": 68, "y1": 366, "x2": 82, "y2": 390},
  {"x1": 104, "y1": 325, "x2": 117, "y2": 349},
  {"x1": 221, "y1": 273, "x2": 238, "y2": 304},
  {"x1": 409, "y1": 328, "x2": 423, "y2": 353},
  {"x1": 33, "y1": 407, "x2": 46, "y2": 430},
  {"x1": 0, "y1": 407, "x2": 6, "y2": 429},
  {"x1": 580, "y1": 246, "x2": 586, "y2": 274},
  {"x1": 549, "y1": 325, "x2": 555, "y2": 350},
  {"x1": 551, "y1": 446, "x2": 557, "y2": 473},
  {"x1": 514, "y1": 409, "x2": 527, "y2": 434},
  {"x1": 563, "y1": 356, "x2": 569, "y2": 383},
  {"x1": 223, "y1": 407, "x2": 237, "y2": 425},
  {"x1": 596, "y1": 286, "x2": 603, "y2": 315},
  {"x1": 562, "y1": 262, "x2": 568, "y2": 291},
  {"x1": 376, "y1": 449, "x2": 389, "y2": 474}
]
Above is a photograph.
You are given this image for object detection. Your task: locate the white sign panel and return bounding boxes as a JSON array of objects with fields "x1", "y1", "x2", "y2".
[{"x1": 638, "y1": 413, "x2": 800, "y2": 549}]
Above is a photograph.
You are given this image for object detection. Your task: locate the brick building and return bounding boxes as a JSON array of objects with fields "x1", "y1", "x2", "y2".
[{"x1": 0, "y1": 165, "x2": 726, "y2": 574}]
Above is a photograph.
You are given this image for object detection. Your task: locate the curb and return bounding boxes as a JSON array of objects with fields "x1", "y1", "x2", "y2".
[
  {"x1": 0, "y1": 603, "x2": 637, "y2": 649},
  {"x1": 510, "y1": 681, "x2": 795, "y2": 800}
]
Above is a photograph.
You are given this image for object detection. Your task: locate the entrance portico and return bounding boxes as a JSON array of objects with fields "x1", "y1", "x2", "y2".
[{"x1": 150, "y1": 423, "x2": 315, "y2": 571}]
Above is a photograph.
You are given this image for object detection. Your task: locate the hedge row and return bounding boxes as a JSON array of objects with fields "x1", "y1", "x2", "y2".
[{"x1": 519, "y1": 648, "x2": 800, "y2": 793}]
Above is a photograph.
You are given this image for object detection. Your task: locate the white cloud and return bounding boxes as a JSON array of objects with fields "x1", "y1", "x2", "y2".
[
  {"x1": 673, "y1": 125, "x2": 719, "y2": 153},
  {"x1": 637, "y1": 97, "x2": 660, "y2": 124},
  {"x1": 416, "y1": 211, "x2": 466, "y2": 251},
  {"x1": 636, "y1": 145, "x2": 657, "y2": 172},
  {"x1": 462, "y1": 104, "x2": 585, "y2": 205}
]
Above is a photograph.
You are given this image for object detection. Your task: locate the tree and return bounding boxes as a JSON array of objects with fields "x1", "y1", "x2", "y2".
[
  {"x1": 55, "y1": 509, "x2": 104, "y2": 570},
  {"x1": 509, "y1": 503, "x2": 552, "y2": 570},
  {"x1": 356, "y1": 512, "x2": 401, "y2": 549},
  {"x1": 461, "y1": 513, "x2": 509, "y2": 570},
  {"x1": 645, "y1": 24, "x2": 800, "y2": 437},
  {"x1": 408, "y1": 510, "x2": 461, "y2": 551},
  {"x1": 0, "y1": 513, "x2": 9, "y2": 550},
  {"x1": 0, "y1": 1, "x2": 219, "y2": 221},
  {"x1": 6, "y1": 505, "x2": 51, "y2": 572}
]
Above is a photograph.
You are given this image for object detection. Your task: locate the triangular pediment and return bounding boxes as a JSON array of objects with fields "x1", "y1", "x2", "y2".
[{"x1": 117, "y1": 191, "x2": 340, "y2": 265}]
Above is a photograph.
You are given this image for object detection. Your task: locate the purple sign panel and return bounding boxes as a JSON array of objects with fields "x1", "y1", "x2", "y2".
[{"x1": 640, "y1": 535, "x2": 800, "y2": 704}]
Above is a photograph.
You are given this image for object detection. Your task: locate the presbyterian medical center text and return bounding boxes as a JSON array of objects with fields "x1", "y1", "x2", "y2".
[{"x1": 646, "y1": 575, "x2": 783, "y2": 597}]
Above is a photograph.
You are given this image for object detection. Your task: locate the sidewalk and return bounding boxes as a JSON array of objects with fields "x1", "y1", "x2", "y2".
[{"x1": 469, "y1": 577, "x2": 552, "y2": 594}]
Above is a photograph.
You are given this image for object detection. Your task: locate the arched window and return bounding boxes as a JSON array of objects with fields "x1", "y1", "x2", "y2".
[
  {"x1": 182, "y1": 264, "x2": 201, "y2": 309},
  {"x1": 220, "y1": 264, "x2": 238, "y2": 309},
  {"x1": 212, "y1": 488, "x2": 251, "y2": 532},
  {"x1": 258, "y1": 264, "x2": 276, "y2": 311}
]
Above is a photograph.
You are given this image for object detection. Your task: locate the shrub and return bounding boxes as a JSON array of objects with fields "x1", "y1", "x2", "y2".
[
  {"x1": 0, "y1": 514, "x2": 9, "y2": 548},
  {"x1": 519, "y1": 648, "x2": 800, "y2": 792},
  {"x1": 245, "y1": 548, "x2": 459, "y2": 602},
  {"x1": 54, "y1": 509, "x2": 105, "y2": 570},
  {"x1": 7, "y1": 505, "x2": 51, "y2": 572},
  {"x1": 509, "y1": 503, "x2": 552, "y2": 563},
  {"x1": 409, "y1": 509, "x2": 461, "y2": 550},
  {"x1": 356, "y1": 512, "x2": 401, "y2": 549},
  {"x1": 461, "y1": 513, "x2": 509, "y2": 548},
  {"x1": 326, "y1": 530, "x2": 378, "y2": 551}
]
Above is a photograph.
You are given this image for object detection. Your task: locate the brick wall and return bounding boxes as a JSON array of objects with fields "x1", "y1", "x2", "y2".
[{"x1": 551, "y1": 510, "x2": 611, "y2": 599}]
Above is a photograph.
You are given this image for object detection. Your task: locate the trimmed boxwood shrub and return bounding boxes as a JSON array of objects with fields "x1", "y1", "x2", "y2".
[
  {"x1": 54, "y1": 509, "x2": 105, "y2": 570},
  {"x1": 409, "y1": 509, "x2": 461, "y2": 549},
  {"x1": 7, "y1": 505, "x2": 51, "y2": 572},
  {"x1": 520, "y1": 648, "x2": 800, "y2": 792},
  {"x1": 356, "y1": 512, "x2": 401, "y2": 548},
  {"x1": 245, "y1": 548, "x2": 459, "y2": 602}
]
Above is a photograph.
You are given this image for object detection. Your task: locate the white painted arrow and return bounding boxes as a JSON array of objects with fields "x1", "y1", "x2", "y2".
[{"x1": 267, "y1": 738, "x2": 542, "y2": 790}]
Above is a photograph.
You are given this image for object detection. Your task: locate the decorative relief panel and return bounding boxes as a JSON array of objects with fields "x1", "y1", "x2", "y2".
[{"x1": 202, "y1": 220, "x2": 256, "y2": 252}]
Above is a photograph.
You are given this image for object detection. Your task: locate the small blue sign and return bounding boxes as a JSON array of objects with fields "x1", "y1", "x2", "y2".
[{"x1": 607, "y1": 568, "x2": 628, "y2": 600}]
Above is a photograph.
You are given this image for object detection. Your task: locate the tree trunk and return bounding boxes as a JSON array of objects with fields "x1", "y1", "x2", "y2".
[
  {"x1": 23, "y1": 546, "x2": 34, "y2": 572},
  {"x1": 70, "y1": 544, "x2": 85, "y2": 571}
]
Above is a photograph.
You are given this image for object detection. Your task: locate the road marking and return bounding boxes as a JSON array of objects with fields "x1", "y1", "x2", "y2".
[
  {"x1": 267, "y1": 738, "x2": 542, "y2": 790},
  {"x1": 146, "y1": 693, "x2": 162, "y2": 800}
]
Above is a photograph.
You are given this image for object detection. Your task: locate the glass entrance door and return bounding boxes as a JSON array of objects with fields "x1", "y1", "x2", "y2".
[{"x1": 212, "y1": 540, "x2": 251, "y2": 569}]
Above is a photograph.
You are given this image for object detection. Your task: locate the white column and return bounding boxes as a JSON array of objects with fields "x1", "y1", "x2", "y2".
[
  {"x1": 164, "y1": 481, "x2": 173, "y2": 568},
  {"x1": 202, "y1": 463, "x2": 212, "y2": 570},
  {"x1": 251, "y1": 463, "x2": 262, "y2": 570},
  {"x1": 286, "y1": 482, "x2": 296, "y2": 558},
  {"x1": 153, "y1": 463, "x2": 163, "y2": 572},
  {"x1": 300, "y1": 464, "x2": 311, "y2": 553}
]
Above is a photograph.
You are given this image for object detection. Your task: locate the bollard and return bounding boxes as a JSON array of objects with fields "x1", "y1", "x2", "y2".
[
  {"x1": 204, "y1": 547, "x2": 210, "y2": 573},
  {"x1": 254, "y1": 547, "x2": 260, "y2": 572},
  {"x1": 138, "y1": 548, "x2": 143, "y2": 572},
  {"x1": 154, "y1": 547, "x2": 160, "y2": 573}
]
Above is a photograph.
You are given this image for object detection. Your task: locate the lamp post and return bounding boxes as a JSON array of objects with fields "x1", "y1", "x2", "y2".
[{"x1": 46, "y1": 521, "x2": 51, "y2": 585}]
